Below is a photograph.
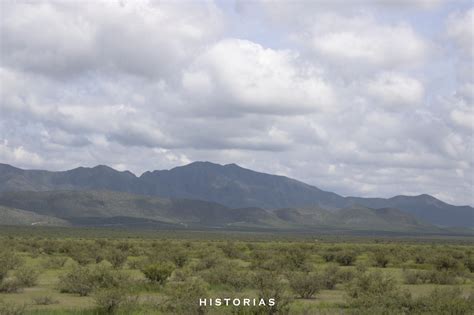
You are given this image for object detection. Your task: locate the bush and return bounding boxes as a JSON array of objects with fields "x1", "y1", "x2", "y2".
[
  {"x1": 413, "y1": 287, "x2": 474, "y2": 314},
  {"x1": 0, "y1": 278, "x2": 23, "y2": 293},
  {"x1": 106, "y1": 249, "x2": 128, "y2": 269},
  {"x1": 403, "y1": 269, "x2": 430, "y2": 285},
  {"x1": 432, "y1": 254, "x2": 460, "y2": 272},
  {"x1": 288, "y1": 272, "x2": 321, "y2": 299},
  {"x1": 464, "y1": 256, "x2": 474, "y2": 273},
  {"x1": 195, "y1": 251, "x2": 223, "y2": 271},
  {"x1": 335, "y1": 250, "x2": 357, "y2": 266},
  {"x1": 346, "y1": 271, "x2": 412, "y2": 311},
  {"x1": 0, "y1": 300, "x2": 26, "y2": 315},
  {"x1": 219, "y1": 241, "x2": 241, "y2": 259},
  {"x1": 321, "y1": 264, "x2": 339, "y2": 289},
  {"x1": 284, "y1": 247, "x2": 310, "y2": 271},
  {"x1": 58, "y1": 265, "x2": 94, "y2": 296},
  {"x1": 94, "y1": 288, "x2": 127, "y2": 314},
  {"x1": 337, "y1": 268, "x2": 355, "y2": 284},
  {"x1": 372, "y1": 250, "x2": 390, "y2": 268},
  {"x1": 428, "y1": 270, "x2": 460, "y2": 285},
  {"x1": 0, "y1": 252, "x2": 23, "y2": 270},
  {"x1": 252, "y1": 270, "x2": 291, "y2": 314},
  {"x1": 163, "y1": 277, "x2": 208, "y2": 315},
  {"x1": 32, "y1": 295, "x2": 59, "y2": 305},
  {"x1": 14, "y1": 266, "x2": 40, "y2": 287},
  {"x1": 201, "y1": 261, "x2": 249, "y2": 291},
  {"x1": 141, "y1": 263, "x2": 174, "y2": 284},
  {"x1": 322, "y1": 252, "x2": 336, "y2": 263},
  {"x1": 58, "y1": 264, "x2": 129, "y2": 296},
  {"x1": 403, "y1": 269, "x2": 460, "y2": 285}
]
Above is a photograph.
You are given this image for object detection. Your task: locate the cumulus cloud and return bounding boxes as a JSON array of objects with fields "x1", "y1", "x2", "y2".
[
  {"x1": 0, "y1": 0, "x2": 223, "y2": 78},
  {"x1": 182, "y1": 39, "x2": 335, "y2": 116},
  {"x1": 0, "y1": 0, "x2": 472, "y2": 206}
]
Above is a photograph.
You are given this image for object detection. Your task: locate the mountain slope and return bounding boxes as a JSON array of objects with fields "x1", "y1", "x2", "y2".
[
  {"x1": 0, "y1": 190, "x2": 436, "y2": 232},
  {"x1": 1, "y1": 162, "x2": 472, "y2": 227},
  {"x1": 0, "y1": 190, "x2": 289, "y2": 228},
  {"x1": 345, "y1": 195, "x2": 474, "y2": 228},
  {"x1": 140, "y1": 162, "x2": 345, "y2": 209},
  {"x1": 0, "y1": 205, "x2": 69, "y2": 226}
]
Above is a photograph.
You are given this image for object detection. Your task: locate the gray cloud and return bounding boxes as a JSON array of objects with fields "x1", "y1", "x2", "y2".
[{"x1": 0, "y1": 0, "x2": 472, "y2": 206}]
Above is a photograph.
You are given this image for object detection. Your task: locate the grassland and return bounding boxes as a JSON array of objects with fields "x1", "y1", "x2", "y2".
[{"x1": 0, "y1": 226, "x2": 473, "y2": 314}]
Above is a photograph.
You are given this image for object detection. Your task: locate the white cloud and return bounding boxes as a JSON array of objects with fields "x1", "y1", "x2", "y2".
[
  {"x1": 308, "y1": 14, "x2": 428, "y2": 69},
  {"x1": 0, "y1": 0, "x2": 223, "y2": 78},
  {"x1": 446, "y1": 8, "x2": 474, "y2": 56},
  {"x1": 0, "y1": 0, "x2": 472, "y2": 206},
  {"x1": 365, "y1": 72, "x2": 424, "y2": 109},
  {"x1": 0, "y1": 139, "x2": 43, "y2": 167},
  {"x1": 182, "y1": 39, "x2": 335, "y2": 115}
]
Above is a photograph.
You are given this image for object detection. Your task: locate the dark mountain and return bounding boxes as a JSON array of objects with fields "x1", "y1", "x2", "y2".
[
  {"x1": 345, "y1": 195, "x2": 474, "y2": 228},
  {"x1": 0, "y1": 162, "x2": 472, "y2": 227},
  {"x1": 0, "y1": 163, "x2": 139, "y2": 193},
  {"x1": 0, "y1": 190, "x2": 435, "y2": 232},
  {"x1": 139, "y1": 162, "x2": 345, "y2": 209},
  {"x1": 0, "y1": 190, "x2": 287, "y2": 228}
]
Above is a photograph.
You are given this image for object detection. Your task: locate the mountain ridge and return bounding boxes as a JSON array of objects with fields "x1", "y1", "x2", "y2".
[{"x1": 0, "y1": 162, "x2": 472, "y2": 228}]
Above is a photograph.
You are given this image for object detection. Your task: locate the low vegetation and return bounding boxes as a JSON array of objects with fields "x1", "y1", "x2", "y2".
[{"x1": 0, "y1": 227, "x2": 472, "y2": 314}]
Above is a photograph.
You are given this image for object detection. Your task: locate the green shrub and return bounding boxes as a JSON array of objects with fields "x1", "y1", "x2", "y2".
[
  {"x1": 252, "y1": 270, "x2": 291, "y2": 314},
  {"x1": 94, "y1": 288, "x2": 127, "y2": 314},
  {"x1": 464, "y1": 256, "x2": 474, "y2": 273},
  {"x1": 0, "y1": 252, "x2": 23, "y2": 270},
  {"x1": 372, "y1": 250, "x2": 390, "y2": 268},
  {"x1": 106, "y1": 249, "x2": 128, "y2": 269},
  {"x1": 432, "y1": 254, "x2": 460, "y2": 272},
  {"x1": 403, "y1": 269, "x2": 430, "y2": 285},
  {"x1": 14, "y1": 265, "x2": 40, "y2": 287},
  {"x1": 0, "y1": 278, "x2": 23, "y2": 293},
  {"x1": 141, "y1": 263, "x2": 174, "y2": 284},
  {"x1": 58, "y1": 265, "x2": 94, "y2": 296},
  {"x1": 219, "y1": 241, "x2": 241, "y2": 259},
  {"x1": 414, "y1": 287, "x2": 474, "y2": 314},
  {"x1": 0, "y1": 300, "x2": 26, "y2": 315},
  {"x1": 58, "y1": 264, "x2": 129, "y2": 296},
  {"x1": 284, "y1": 247, "x2": 310, "y2": 271},
  {"x1": 346, "y1": 270, "x2": 412, "y2": 311},
  {"x1": 201, "y1": 261, "x2": 249, "y2": 291},
  {"x1": 335, "y1": 250, "x2": 357, "y2": 266},
  {"x1": 195, "y1": 251, "x2": 223, "y2": 271},
  {"x1": 163, "y1": 277, "x2": 208, "y2": 315},
  {"x1": 321, "y1": 264, "x2": 339, "y2": 289},
  {"x1": 428, "y1": 270, "x2": 460, "y2": 285},
  {"x1": 288, "y1": 272, "x2": 321, "y2": 299},
  {"x1": 170, "y1": 249, "x2": 188, "y2": 268},
  {"x1": 32, "y1": 295, "x2": 59, "y2": 305},
  {"x1": 337, "y1": 268, "x2": 355, "y2": 284}
]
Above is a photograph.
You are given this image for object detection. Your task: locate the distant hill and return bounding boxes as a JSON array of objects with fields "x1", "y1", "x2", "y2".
[
  {"x1": 0, "y1": 162, "x2": 472, "y2": 227},
  {"x1": 0, "y1": 190, "x2": 438, "y2": 232}
]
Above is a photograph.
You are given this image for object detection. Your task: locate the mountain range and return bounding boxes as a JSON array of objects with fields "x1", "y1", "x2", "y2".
[{"x1": 0, "y1": 162, "x2": 472, "y2": 231}]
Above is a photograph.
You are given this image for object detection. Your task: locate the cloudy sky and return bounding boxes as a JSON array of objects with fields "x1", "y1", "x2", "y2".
[{"x1": 0, "y1": 0, "x2": 473, "y2": 205}]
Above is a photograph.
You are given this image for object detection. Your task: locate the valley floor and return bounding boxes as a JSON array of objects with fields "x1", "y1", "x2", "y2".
[{"x1": 0, "y1": 227, "x2": 473, "y2": 314}]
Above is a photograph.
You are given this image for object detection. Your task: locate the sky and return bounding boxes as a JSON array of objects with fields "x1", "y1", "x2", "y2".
[{"x1": 0, "y1": 0, "x2": 473, "y2": 206}]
